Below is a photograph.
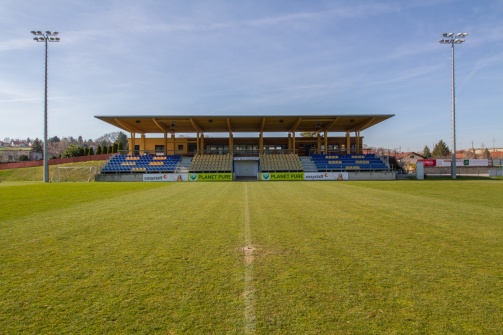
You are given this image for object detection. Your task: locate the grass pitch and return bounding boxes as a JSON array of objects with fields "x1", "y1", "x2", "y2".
[{"x1": 0, "y1": 180, "x2": 502, "y2": 334}]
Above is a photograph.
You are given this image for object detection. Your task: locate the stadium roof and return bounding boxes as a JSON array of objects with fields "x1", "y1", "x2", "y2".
[{"x1": 94, "y1": 114, "x2": 394, "y2": 134}]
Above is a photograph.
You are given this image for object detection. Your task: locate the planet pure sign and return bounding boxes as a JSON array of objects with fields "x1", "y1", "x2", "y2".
[
  {"x1": 260, "y1": 172, "x2": 304, "y2": 181},
  {"x1": 188, "y1": 173, "x2": 233, "y2": 181}
]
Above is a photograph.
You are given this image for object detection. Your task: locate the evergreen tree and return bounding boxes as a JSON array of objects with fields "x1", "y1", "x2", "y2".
[
  {"x1": 431, "y1": 140, "x2": 450, "y2": 158},
  {"x1": 112, "y1": 143, "x2": 118, "y2": 153},
  {"x1": 482, "y1": 148, "x2": 492, "y2": 159},
  {"x1": 108, "y1": 145, "x2": 113, "y2": 154},
  {"x1": 96, "y1": 145, "x2": 102, "y2": 155},
  {"x1": 31, "y1": 138, "x2": 43, "y2": 153},
  {"x1": 422, "y1": 145, "x2": 431, "y2": 158},
  {"x1": 89, "y1": 147, "x2": 95, "y2": 155},
  {"x1": 118, "y1": 141, "x2": 124, "y2": 151},
  {"x1": 117, "y1": 132, "x2": 127, "y2": 150}
]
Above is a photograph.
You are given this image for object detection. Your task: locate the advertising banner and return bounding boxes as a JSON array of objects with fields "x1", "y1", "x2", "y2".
[
  {"x1": 188, "y1": 173, "x2": 233, "y2": 182},
  {"x1": 260, "y1": 172, "x2": 304, "y2": 181},
  {"x1": 464, "y1": 159, "x2": 489, "y2": 166},
  {"x1": 436, "y1": 159, "x2": 488, "y2": 167},
  {"x1": 143, "y1": 173, "x2": 187, "y2": 182},
  {"x1": 304, "y1": 172, "x2": 348, "y2": 181},
  {"x1": 421, "y1": 159, "x2": 436, "y2": 167},
  {"x1": 436, "y1": 159, "x2": 457, "y2": 167}
]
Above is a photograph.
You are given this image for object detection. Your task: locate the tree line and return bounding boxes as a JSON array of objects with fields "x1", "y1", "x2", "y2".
[
  {"x1": 30, "y1": 132, "x2": 128, "y2": 159},
  {"x1": 422, "y1": 140, "x2": 492, "y2": 159}
]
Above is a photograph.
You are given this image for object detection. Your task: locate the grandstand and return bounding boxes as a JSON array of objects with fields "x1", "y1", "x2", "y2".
[
  {"x1": 311, "y1": 153, "x2": 387, "y2": 171},
  {"x1": 95, "y1": 114, "x2": 395, "y2": 181},
  {"x1": 260, "y1": 153, "x2": 303, "y2": 172},
  {"x1": 101, "y1": 154, "x2": 181, "y2": 174},
  {"x1": 190, "y1": 154, "x2": 232, "y2": 173},
  {"x1": 100, "y1": 151, "x2": 388, "y2": 175}
]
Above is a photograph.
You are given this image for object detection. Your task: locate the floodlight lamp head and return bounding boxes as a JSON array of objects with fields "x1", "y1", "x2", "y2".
[
  {"x1": 442, "y1": 33, "x2": 448, "y2": 37},
  {"x1": 36, "y1": 31, "x2": 42, "y2": 35},
  {"x1": 45, "y1": 31, "x2": 52, "y2": 35},
  {"x1": 448, "y1": 33, "x2": 454, "y2": 36},
  {"x1": 53, "y1": 31, "x2": 59, "y2": 35}
]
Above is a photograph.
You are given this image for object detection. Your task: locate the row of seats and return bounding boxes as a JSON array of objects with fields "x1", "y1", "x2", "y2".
[
  {"x1": 101, "y1": 154, "x2": 182, "y2": 173},
  {"x1": 260, "y1": 153, "x2": 303, "y2": 172},
  {"x1": 311, "y1": 154, "x2": 387, "y2": 171},
  {"x1": 101, "y1": 153, "x2": 387, "y2": 174},
  {"x1": 190, "y1": 154, "x2": 232, "y2": 172}
]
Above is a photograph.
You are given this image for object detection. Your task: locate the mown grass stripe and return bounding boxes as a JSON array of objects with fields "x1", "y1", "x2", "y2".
[{"x1": 243, "y1": 183, "x2": 256, "y2": 334}]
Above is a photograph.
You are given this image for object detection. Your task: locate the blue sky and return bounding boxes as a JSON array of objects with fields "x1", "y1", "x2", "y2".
[{"x1": 1, "y1": 0, "x2": 502, "y2": 152}]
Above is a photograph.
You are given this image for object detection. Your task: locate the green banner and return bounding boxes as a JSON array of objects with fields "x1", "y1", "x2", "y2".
[
  {"x1": 260, "y1": 172, "x2": 305, "y2": 181},
  {"x1": 188, "y1": 173, "x2": 233, "y2": 182}
]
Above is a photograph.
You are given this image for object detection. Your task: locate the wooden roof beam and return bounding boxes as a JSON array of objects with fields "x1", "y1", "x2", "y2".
[
  {"x1": 152, "y1": 118, "x2": 169, "y2": 133},
  {"x1": 114, "y1": 119, "x2": 143, "y2": 134},
  {"x1": 227, "y1": 118, "x2": 232, "y2": 133},
  {"x1": 260, "y1": 117, "x2": 266, "y2": 132},
  {"x1": 347, "y1": 117, "x2": 375, "y2": 132},
  {"x1": 289, "y1": 117, "x2": 302, "y2": 133},
  {"x1": 190, "y1": 118, "x2": 203, "y2": 133},
  {"x1": 322, "y1": 117, "x2": 339, "y2": 132}
]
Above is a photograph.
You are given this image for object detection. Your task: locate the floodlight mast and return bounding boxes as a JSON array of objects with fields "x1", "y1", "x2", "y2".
[
  {"x1": 31, "y1": 31, "x2": 60, "y2": 182},
  {"x1": 439, "y1": 32, "x2": 467, "y2": 179}
]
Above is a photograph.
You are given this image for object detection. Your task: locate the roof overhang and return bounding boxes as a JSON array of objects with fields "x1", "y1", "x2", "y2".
[{"x1": 94, "y1": 114, "x2": 394, "y2": 135}]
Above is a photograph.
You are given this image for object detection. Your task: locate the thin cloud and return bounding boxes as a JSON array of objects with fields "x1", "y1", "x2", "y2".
[{"x1": 366, "y1": 64, "x2": 443, "y2": 86}]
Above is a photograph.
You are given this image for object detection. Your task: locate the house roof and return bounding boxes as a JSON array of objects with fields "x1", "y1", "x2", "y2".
[
  {"x1": 395, "y1": 152, "x2": 426, "y2": 160},
  {"x1": 94, "y1": 114, "x2": 394, "y2": 135}
]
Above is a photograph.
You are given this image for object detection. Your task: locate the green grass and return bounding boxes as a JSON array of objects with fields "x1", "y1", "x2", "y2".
[
  {"x1": 0, "y1": 161, "x2": 105, "y2": 182},
  {"x1": 0, "y1": 180, "x2": 502, "y2": 334}
]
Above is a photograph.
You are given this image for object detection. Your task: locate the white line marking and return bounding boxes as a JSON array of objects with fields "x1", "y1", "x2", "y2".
[{"x1": 243, "y1": 184, "x2": 256, "y2": 334}]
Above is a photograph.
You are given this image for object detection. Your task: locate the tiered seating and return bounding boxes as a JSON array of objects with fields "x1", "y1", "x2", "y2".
[
  {"x1": 190, "y1": 154, "x2": 232, "y2": 172},
  {"x1": 311, "y1": 154, "x2": 387, "y2": 171},
  {"x1": 260, "y1": 153, "x2": 303, "y2": 172},
  {"x1": 101, "y1": 154, "x2": 182, "y2": 173}
]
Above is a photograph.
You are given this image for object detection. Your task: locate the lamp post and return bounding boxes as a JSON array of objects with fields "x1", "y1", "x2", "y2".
[
  {"x1": 31, "y1": 31, "x2": 60, "y2": 182},
  {"x1": 439, "y1": 32, "x2": 467, "y2": 179}
]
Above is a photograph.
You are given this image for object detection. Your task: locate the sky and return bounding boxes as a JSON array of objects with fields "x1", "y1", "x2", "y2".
[{"x1": 1, "y1": 0, "x2": 502, "y2": 152}]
